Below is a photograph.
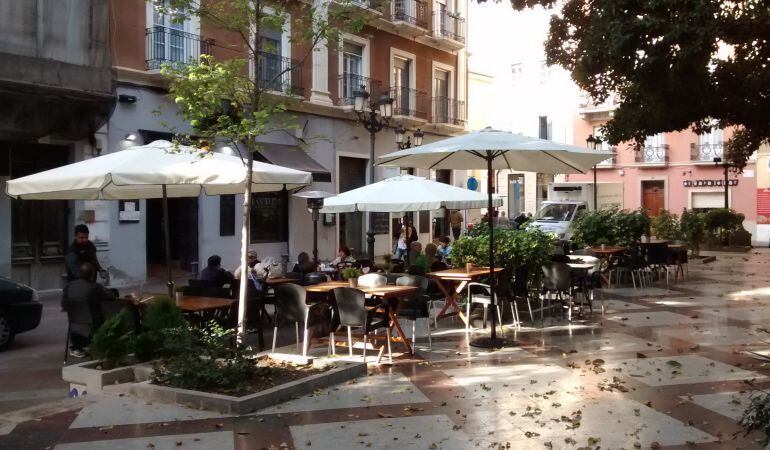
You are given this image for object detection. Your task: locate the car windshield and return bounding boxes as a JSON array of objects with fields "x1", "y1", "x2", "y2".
[{"x1": 536, "y1": 204, "x2": 577, "y2": 222}]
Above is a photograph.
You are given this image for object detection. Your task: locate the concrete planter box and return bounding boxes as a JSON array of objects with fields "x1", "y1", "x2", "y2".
[
  {"x1": 63, "y1": 360, "x2": 150, "y2": 394},
  {"x1": 130, "y1": 356, "x2": 366, "y2": 415}
]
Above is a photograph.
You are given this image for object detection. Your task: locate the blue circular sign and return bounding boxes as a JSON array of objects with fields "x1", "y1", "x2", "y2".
[{"x1": 466, "y1": 176, "x2": 479, "y2": 191}]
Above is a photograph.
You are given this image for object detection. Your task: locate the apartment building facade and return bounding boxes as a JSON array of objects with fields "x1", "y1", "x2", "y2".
[
  {"x1": 101, "y1": 0, "x2": 469, "y2": 286},
  {"x1": 567, "y1": 97, "x2": 760, "y2": 240}
]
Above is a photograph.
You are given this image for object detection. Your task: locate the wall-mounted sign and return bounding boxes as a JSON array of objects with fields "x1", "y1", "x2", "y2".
[
  {"x1": 118, "y1": 200, "x2": 140, "y2": 223},
  {"x1": 683, "y1": 179, "x2": 738, "y2": 188},
  {"x1": 466, "y1": 176, "x2": 479, "y2": 191}
]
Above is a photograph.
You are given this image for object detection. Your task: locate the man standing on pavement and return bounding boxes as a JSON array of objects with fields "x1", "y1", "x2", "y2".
[
  {"x1": 449, "y1": 209, "x2": 464, "y2": 241},
  {"x1": 65, "y1": 224, "x2": 106, "y2": 282}
]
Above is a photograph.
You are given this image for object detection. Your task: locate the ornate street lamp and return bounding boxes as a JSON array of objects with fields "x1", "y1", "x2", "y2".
[
  {"x1": 293, "y1": 190, "x2": 335, "y2": 269},
  {"x1": 586, "y1": 134, "x2": 602, "y2": 210},
  {"x1": 395, "y1": 125, "x2": 424, "y2": 150},
  {"x1": 352, "y1": 85, "x2": 393, "y2": 259}
]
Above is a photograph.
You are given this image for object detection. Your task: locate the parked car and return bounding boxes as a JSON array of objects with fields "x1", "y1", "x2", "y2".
[{"x1": 0, "y1": 277, "x2": 43, "y2": 350}]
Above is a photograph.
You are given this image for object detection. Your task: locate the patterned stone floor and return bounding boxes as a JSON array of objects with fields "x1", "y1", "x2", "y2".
[{"x1": 2, "y1": 250, "x2": 770, "y2": 449}]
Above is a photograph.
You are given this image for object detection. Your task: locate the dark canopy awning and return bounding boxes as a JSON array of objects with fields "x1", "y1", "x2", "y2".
[{"x1": 256, "y1": 143, "x2": 331, "y2": 183}]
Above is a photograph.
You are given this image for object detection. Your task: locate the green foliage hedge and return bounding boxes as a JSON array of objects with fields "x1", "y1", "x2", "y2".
[{"x1": 570, "y1": 208, "x2": 650, "y2": 247}]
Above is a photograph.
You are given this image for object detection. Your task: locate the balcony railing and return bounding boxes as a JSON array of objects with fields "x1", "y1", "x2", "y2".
[
  {"x1": 596, "y1": 146, "x2": 617, "y2": 167},
  {"x1": 691, "y1": 142, "x2": 724, "y2": 161},
  {"x1": 337, "y1": 74, "x2": 382, "y2": 106},
  {"x1": 145, "y1": 26, "x2": 212, "y2": 70},
  {"x1": 430, "y1": 97, "x2": 466, "y2": 126},
  {"x1": 636, "y1": 144, "x2": 669, "y2": 164},
  {"x1": 390, "y1": 86, "x2": 428, "y2": 119},
  {"x1": 433, "y1": 8, "x2": 465, "y2": 43},
  {"x1": 391, "y1": 0, "x2": 428, "y2": 28},
  {"x1": 255, "y1": 51, "x2": 304, "y2": 96}
]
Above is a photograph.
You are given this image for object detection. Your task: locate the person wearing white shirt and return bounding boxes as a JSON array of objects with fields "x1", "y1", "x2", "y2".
[{"x1": 234, "y1": 250, "x2": 268, "y2": 290}]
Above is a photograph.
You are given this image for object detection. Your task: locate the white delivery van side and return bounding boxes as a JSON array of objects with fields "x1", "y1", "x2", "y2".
[{"x1": 531, "y1": 200, "x2": 588, "y2": 240}]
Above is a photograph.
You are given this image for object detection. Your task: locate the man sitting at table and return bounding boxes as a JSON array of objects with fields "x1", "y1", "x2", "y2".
[
  {"x1": 234, "y1": 250, "x2": 268, "y2": 292},
  {"x1": 61, "y1": 262, "x2": 116, "y2": 357},
  {"x1": 200, "y1": 254, "x2": 234, "y2": 287},
  {"x1": 293, "y1": 252, "x2": 315, "y2": 275}
]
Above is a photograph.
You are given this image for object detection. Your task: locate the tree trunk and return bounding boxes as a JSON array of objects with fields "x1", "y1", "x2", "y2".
[{"x1": 236, "y1": 140, "x2": 254, "y2": 343}]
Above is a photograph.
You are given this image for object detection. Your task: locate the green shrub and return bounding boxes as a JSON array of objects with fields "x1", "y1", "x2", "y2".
[
  {"x1": 680, "y1": 209, "x2": 705, "y2": 255},
  {"x1": 740, "y1": 389, "x2": 770, "y2": 445},
  {"x1": 613, "y1": 209, "x2": 651, "y2": 247},
  {"x1": 650, "y1": 209, "x2": 682, "y2": 240},
  {"x1": 91, "y1": 310, "x2": 135, "y2": 369},
  {"x1": 704, "y1": 208, "x2": 744, "y2": 245},
  {"x1": 134, "y1": 297, "x2": 189, "y2": 362},
  {"x1": 571, "y1": 208, "x2": 649, "y2": 247}
]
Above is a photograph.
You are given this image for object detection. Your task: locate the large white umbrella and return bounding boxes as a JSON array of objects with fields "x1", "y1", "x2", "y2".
[
  {"x1": 6, "y1": 140, "x2": 312, "y2": 303},
  {"x1": 378, "y1": 128, "x2": 613, "y2": 347},
  {"x1": 319, "y1": 174, "x2": 502, "y2": 213}
]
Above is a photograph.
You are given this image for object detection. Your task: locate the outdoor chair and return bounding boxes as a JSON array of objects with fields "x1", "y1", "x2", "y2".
[
  {"x1": 610, "y1": 247, "x2": 647, "y2": 289},
  {"x1": 357, "y1": 273, "x2": 387, "y2": 288},
  {"x1": 407, "y1": 265, "x2": 426, "y2": 276},
  {"x1": 229, "y1": 281, "x2": 265, "y2": 349},
  {"x1": 395, "y1": 275, "x2": 432, "y2": 349},
  {"x1": 353, "y1": 259, "x2": 372, "y2": 270},
  {"x1": 541, "y1": 262, "x2": 573, "y2": 322},
  {"x1": 303, "y1": 272, "x2": 328, "y2": 286},
  {"x1": 465, "y1": 268, "x2": 512, "y2": 334},
  {"x1": 668, "y1": 246, "x2": 688, "y2": 281},
  {"x1": 272, "y1": 283, "x2": 326, "y2": 356},
  {"x1": 644, "y1": 243, "x2": 672, "y2": 288},
  {"x1": 330, "y1": 287, "x2": 392, "y2": 364},
  {"x1": 510, "y1": 265, "x2": 535, "y2": 327},
  {"x1": 182, "y1": 283, "x2": 230, "y2": 298}
]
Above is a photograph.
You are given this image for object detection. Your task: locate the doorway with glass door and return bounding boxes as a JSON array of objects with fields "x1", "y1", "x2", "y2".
[{"x1": 338, "y1": 156, "x2": 367, "y2": 258}]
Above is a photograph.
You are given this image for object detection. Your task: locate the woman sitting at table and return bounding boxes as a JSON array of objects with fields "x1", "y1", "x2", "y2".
[
  {"x1": 292, "y1": 252, "x2": 315, "y2": 275},
  {"x1": 330, "y1": 245, "x2": 355, "y2": 267},
  {"x1": 425, "y1": 243, "x2": 447, "y2": 271}
]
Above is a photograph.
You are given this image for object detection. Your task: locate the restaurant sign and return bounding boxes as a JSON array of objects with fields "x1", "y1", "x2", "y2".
[{"x1": 683, "y1": 179, "x2": 738, "y2": 188}]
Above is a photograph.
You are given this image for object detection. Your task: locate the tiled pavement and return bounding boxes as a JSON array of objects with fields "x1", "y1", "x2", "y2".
[{"x1": 3, "y1": 250, "x2": 770, "y2": 449}]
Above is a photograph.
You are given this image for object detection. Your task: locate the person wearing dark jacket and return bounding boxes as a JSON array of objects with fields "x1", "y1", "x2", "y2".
[
  {"x1": 65, "y1": 224, "x2": 105, "y2": 282},
  {"x1": 61, "y1": 262, "x2": 116, "y2": 357},
  {"x1": 200, "y1": 254, "x2": 234, "y2": 287},
  {"x1": 292, "y1": 252, "x2": 315, "y2": 275}
]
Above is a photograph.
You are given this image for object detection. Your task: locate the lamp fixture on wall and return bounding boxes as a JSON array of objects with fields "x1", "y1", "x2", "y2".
[{"x1": 125, "y1": 133, "x2": 137, "y2": 141}]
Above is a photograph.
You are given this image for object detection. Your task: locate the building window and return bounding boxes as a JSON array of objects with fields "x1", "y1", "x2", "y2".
[
  {"x1": 250, "y1": 191, "x2": 289, "y2": 243},
  {"x1": 341, "y1": 41, "x2": 365, "y2": 103},
  {"x1": 508, "y1": 174, "x2": 526, "y2": 218},
  {"x1": 538, "y1": 60, "x2": 548, "y2": 84},
  {"x1": 698, "y1": 128, "x2": 724, "y2": 161},
  {"x1": 593, "y1": 126, "x2": 614, "y2": 165},
  {"x1": 538, "y1": 115, "x2": 551, "y2": 140},
  {"x1": 511, "y1": 63, "x2": 522, "y2": 89},
  {"x1": 146, "y1": 0, "x2": 203, "y2": 70},
  {"x1": 642, "y1": 133, "x2": 666, "y2": 163},
  {"x1": 392, "y1": 55, "x2": 414, "y2": 115},
  {"x1": 219, "y1": 194, "x2": 235, "y2": 236}
]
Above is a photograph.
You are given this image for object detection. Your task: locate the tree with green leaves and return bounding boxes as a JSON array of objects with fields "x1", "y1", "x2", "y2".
[
  {"x1": 152, "y1": 0, "x2": 370, "y2": 341},
  {"x1": 484, "y1": 0, "x2": 769, "y2": 171}
]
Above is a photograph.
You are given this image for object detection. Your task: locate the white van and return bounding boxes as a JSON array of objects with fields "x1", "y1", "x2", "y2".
[{"x1": 531, "y1": 200, "x2": 588, "y2": 241}]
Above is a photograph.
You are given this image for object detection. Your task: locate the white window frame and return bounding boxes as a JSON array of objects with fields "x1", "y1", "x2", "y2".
[
  {"x1": 145, "y1": 1, "x2": 201, "y2": 71},
  {"x1": 247, "y1": 6, "x2": 292, "y2": 93},
  {"x1": 337, "y1": 33, "x2": 370, "y2": 85},
  {"x1": 390, "y1": 47, "x2": 417, "y2": 90}
]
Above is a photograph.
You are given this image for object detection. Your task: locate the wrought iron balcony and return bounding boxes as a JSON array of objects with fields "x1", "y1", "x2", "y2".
[
  {"x1": 145, "y1": 26, "x2": 212, "y2": 70},
  {"x1": 256, "y1": 51, "x2": 304, "y2": 96},
  {"x1": 636, "y1": 144, "x2": 669, "y2": 164},
  {"x1": 691, "y1": 142, "x2": 724, "y2": 161},
  {"x1": 390, "y1": 86, "x2": 428, "y2": 119},
  {"x1": 430, "y1": 97, "x2": 466, "y2": 126},
  {"x1": 596, "y1": 146, "x2": 617, "y2": 167},
  {"x1": 433, "y1": 7, "x2": 465, "y2": 43},
  {"x1": 337, "y1": 74, "x2": 382, "y2": 106},
  {"x1": 391, "y1": 0, "x2": 428, "y2": 29}
]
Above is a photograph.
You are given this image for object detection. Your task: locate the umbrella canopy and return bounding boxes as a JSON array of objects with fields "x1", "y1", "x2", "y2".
[
  {"x1": 378, "y1": 127, "x2": 612, "y2": 173},
  {"x1": 5, "y1": 140, "x2": 312, "y2": 200},
  {"x1": 320, "y1": 175, "x2": 502, "y2": 213}
]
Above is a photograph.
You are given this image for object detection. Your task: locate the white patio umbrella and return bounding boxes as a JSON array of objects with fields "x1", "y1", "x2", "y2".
[
  {"x1": 5, "y1": 140, "x2": 312, "y2": 301},
  {"x1": 319, "y1": 174, "x2": 502, "y2": 213},
  {"x1": 378, "y1": 128, "x2": 613, "y2": 347}
]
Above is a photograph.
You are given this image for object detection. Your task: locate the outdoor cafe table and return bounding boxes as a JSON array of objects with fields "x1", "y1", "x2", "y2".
[
  {"x1": 305, "y1": 281, "x2": 418, "y2": 354},
  {"x1": 428, "y1": 267, "x2": 504, "y2": 328}
]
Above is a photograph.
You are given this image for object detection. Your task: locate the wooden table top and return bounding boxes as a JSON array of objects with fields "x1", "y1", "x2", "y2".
[
  {"x1": 568, "y1": 263, "x2": 595, "y2": 269},
  {"x1": 667, "y1": 243, "x2": 688, "y2": 249},
  {"x1": 428, "y1": 267, "x2": 504, "y2": 280},
  {"x1": 305, "y1": 281, "x2": 417, "y2": 298},
  {"x1": 176, "y1": 296, "x2": 234, "y2": 312},
  {"x1": 265, "y1": 277, "x2": 300, "y2": 285},
  {"x1": 589, "y1": 246, "x2": 626, "y2": 255}
]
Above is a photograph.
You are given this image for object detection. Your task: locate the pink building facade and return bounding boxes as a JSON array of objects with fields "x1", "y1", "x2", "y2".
[{"x1": 567, "y1": 105, "x2": 759, "y2": 241}]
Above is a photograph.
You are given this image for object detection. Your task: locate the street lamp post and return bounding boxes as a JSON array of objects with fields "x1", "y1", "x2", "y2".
[
  {"x1": 395, "y1": 125, "x2": 424, "y2": 150},
  {"x1": 353, "y1": 85, "x2": 393, "y2": 260},
  {"x1": 586, "y1": 134, "x2": 602, "y2": 210},
  {"x1": 713, "y1": 157, "x2": 729, "y2": 208},
  {"x1": 293, "y1": 191, "x2": 334, "y2": 269}
]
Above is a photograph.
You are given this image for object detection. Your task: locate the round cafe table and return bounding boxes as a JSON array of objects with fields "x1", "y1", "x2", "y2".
[{"x1": 589, "y1": 246, "x2": 626, "y2": 288}]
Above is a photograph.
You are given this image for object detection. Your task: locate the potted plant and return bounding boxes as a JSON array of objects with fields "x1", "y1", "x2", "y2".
[{"x1": 341, "y1": 267, "x2": 363, "y2": 288}]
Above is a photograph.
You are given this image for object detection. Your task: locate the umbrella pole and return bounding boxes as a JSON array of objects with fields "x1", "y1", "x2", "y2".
[{"x1": 162, "y1": 185, "x2": 174, "y2": 299}]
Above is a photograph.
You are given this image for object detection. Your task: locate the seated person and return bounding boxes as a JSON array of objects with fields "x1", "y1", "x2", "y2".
[
  {"x1": 200, "y1": 254, "x2": 234, "y2": 287},
  {"x1": 61, "y1": 262, "x2": 116, "y2": 357},
  {"x1": 437, "y1": 236, "x2": 453, "y2": 260},
  {"x1": 330, "y1": 245, "x2": 356, "y2": 267},
  {"x1": 292, "y1": 252, "x2": 315, "y2": 275},
  {"x1": 409, "y1": 242, "x2": 427, "y2": 271},
  {"x1": 234, "y1": 250, "x2": 268, "y2": 292},
  {"x1": 425, "y1": 243, "x2": 448, "y2": 271}
]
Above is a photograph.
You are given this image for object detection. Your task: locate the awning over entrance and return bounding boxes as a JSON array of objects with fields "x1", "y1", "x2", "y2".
[{"x1": 257, "y1": 143, "x2": 331, "y2": 183}]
